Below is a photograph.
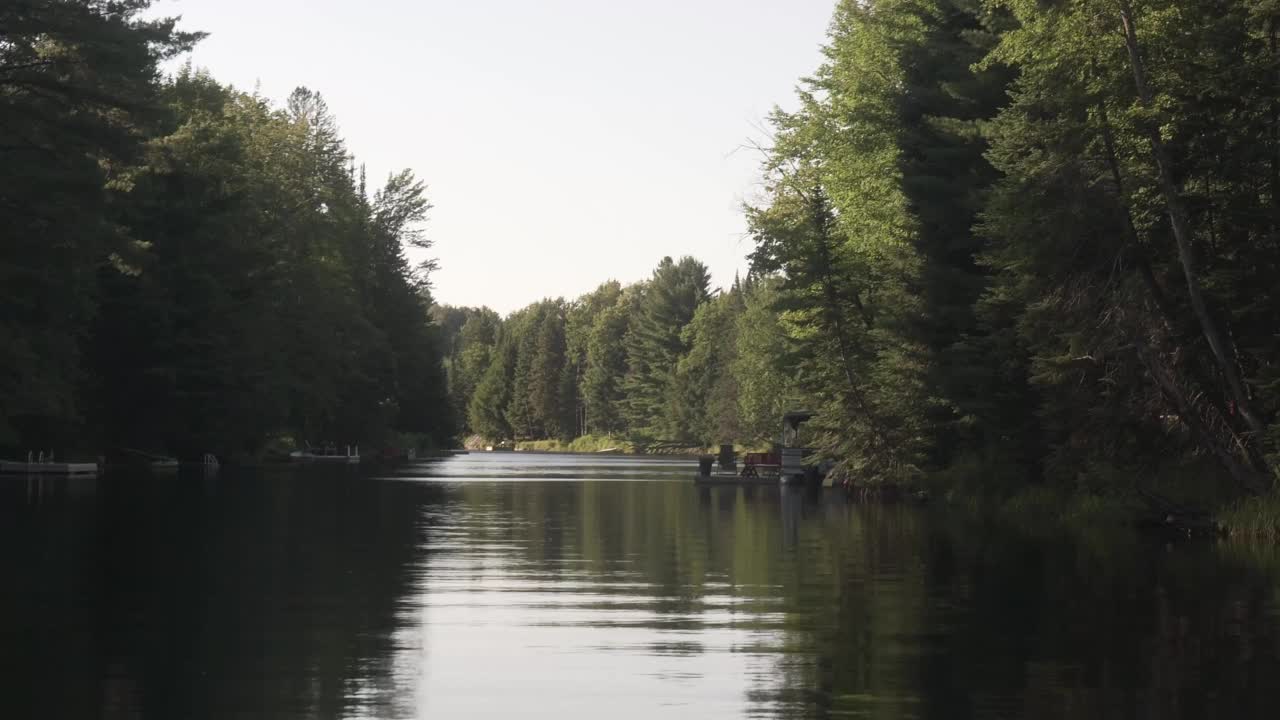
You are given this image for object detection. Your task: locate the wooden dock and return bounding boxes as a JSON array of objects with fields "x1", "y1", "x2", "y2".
[
  {"x1": 1, "y1": 460, "x2": 98, "y2": 477},
  {"x1": 290, "y1": 444, "x2": 360, "y2": 464},
  {"x1": 693, "y1": 471, "x2": 779, "y2": 485}
]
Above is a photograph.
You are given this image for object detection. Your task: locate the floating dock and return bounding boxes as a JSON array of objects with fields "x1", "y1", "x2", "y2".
[
  {"x1": 694, "y1": 473, "x2": 779, "y2": 485},
  {"x1": 1, "y1": 460, "x2": 99, "y2": 477},
  {"x1": 290, "y1": 445, "x2": 360, "y2": 464}
]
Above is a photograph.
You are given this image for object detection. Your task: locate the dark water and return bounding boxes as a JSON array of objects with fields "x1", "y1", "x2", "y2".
[{"x1": 4, "y1": 453, "x2": 1280, "y2": 719}]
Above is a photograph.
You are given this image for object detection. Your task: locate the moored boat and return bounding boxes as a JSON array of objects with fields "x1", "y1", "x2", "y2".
[{"x1": 690, "y1": 410, "x2": 826, "y2": 486}]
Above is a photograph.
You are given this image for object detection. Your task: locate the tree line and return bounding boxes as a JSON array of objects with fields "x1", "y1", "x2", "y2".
[
  {"x1": 751, "y1": 0, "x2": 1280, "y2": 490},
  {"x1": 1, "y1": 1, "x2": 452, "y2": 460},
  {"x1": 434, "y1": 257, "x2": 801, "y2": 449},
  {"x1": 446, "y1": 0, "x2": 1280, "y2": 494}
]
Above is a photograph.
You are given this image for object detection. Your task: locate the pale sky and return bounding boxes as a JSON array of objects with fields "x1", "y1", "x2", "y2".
[{"x1": 151, "y1": 0, "x2": 835, "y2": 314}]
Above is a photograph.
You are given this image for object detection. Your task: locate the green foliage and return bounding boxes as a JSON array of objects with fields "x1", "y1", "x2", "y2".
[
  {"x1": 451, "y1": 257, "x2": 775, "y2": 448},
  {"x1": 622, "y1": 256, "x2": 710, "y2": 440},
  {"x1": 435, "y1": 305, "x2": 501, "y2": 433},
  {"x1": 1, "y1": 8, "x2": 454, "y2": 457},
  {"x1": 13, "y1": 0, "x2": 1280, "y2": 496},
  {"x1": 0, "y1": 0, "x2": 200, "y2": 446},
  {"x1": 510, "y1": 300, "x2": 573, "y2": 440},
  {"x1": 734, "y1": 0, "x2": 1280, "y2": 493},
  {"x1": 580, "y1": 286, "x2": 636, "y2": 436},
  {"x1": 973, "y1": 0, "x2": 1280, "y2": 489},
  {"x1": 672, "y1": 287, "x2": 745, "y2": 445},
  {"x1": 732, "y1": 279, "x2": 801, "y2": 444},
  {"x1": 1218, "y1": 493, "x2": 1280, "y2": 539},
  {"x1": 565, "y1": 281, "x2": 623, "y2": 436},
  {"x1": 467, "y1": 330, "x2": 516, "y2": 441},
  {"x1": 747, "y1": 0, "x2": 934, "y2": 480}
]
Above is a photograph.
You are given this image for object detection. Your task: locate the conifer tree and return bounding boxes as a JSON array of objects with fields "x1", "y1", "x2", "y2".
[{"x1": 621, "y1": 257, "x2": 710, "y2": 440}]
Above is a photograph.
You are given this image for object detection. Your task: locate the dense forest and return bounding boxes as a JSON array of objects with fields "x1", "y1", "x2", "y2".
[
  {"x1": 1, "y1": 1, "x2": 452, "y2": 460},
  {"x1": 444, "y1": 0, "x2": 1280, "y2": 498},
  {"x1": 434, "y1": 262, "x2": 798, "y2": 451},
  {"x1": 6, "y1": 0, "x2": 1280, "y2": 502}
]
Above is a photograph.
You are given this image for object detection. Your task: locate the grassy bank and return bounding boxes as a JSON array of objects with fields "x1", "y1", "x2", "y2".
[
  {"x1": 1217, "y1": 493, "x2": 1280, "y2": 540},
  {"x1": 464, "y1": 434, "x2": 769, "y2": 456},
  {"x1": 514, "y1": 435, "x2": 633, "y2": 454}
]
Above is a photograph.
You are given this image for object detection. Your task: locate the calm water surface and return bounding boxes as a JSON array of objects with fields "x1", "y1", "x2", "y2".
[{"x1": 4, "y1": 452, "x2": 1280, "y2": 718}]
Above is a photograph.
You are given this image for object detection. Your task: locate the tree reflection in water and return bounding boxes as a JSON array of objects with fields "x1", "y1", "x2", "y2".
[{"x1": 3, "y1": 454, "x2": 1280, "y2": 719}]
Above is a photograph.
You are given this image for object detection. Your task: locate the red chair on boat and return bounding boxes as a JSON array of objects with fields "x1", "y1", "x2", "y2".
[{"x1": 739, "y1": 451, "x2": 780, "y2": 478}]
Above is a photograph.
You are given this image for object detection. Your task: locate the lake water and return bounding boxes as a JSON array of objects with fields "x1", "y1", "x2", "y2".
[{"x1": 4, "y1": 452, "x2": 1280, "y2": 719}]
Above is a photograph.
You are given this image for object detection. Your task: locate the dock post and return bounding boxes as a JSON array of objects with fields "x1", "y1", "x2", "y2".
[
  {"x1": 698, "y1": 456, "x2": 715, "y2": 477},
  {"x1": 717, "y1": 444, "x2": 736, "y2": 472}
]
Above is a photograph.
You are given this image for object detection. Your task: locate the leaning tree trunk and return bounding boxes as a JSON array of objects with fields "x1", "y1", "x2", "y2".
[
  {"x1": 1117, "y1": 0, "x2": 1271, "y2": 478},
  {"x1": 806, "y1": 188, "x2": 899, "y2": 463},
  {"x1": 1097, "y1": 95, "x2": 1266, "y2": 473},
  {"x1": 1134, "y1": 337, "x2": 1265, "y2": 494}
]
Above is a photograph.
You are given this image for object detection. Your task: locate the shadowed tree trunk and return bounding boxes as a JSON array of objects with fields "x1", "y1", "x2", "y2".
[{"x1": 1117, "y1": 0, "x2": 1271, "y2": 481}]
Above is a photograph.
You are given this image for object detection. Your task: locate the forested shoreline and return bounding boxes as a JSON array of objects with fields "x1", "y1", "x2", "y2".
[
  {"x1": 6, "y1": 0, "x2": 1280, "y2": 516},
  {"x1": 1, "y1": 2, "x2": 452, "y2": 460},
  {"x1": 443, "y1": 0, "x2": 1280, "y2": 513},
  {"x1": 434, "y1": 259, "x2": 795, "y2": 452}
]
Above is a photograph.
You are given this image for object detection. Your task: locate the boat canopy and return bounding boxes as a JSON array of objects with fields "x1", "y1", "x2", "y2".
[
  {"x1": 782, "y1": 410, "x2": 817, "y2": 429},
  {"x1": 780, "y1": 410, "x2": 817, "y2": 448}
]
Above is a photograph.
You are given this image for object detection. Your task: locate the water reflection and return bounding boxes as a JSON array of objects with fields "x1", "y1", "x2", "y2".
[
  {"x1": 0, "y1": 469, "x2": 434, "y2": 719},
  {"x1": 4, "y1": 453, "x2": 1280, "y2": 718}
]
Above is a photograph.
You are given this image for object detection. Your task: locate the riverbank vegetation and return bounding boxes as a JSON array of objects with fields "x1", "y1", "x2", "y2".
[
  {"x1": 0, "y1": 2, "x2": 453, "y2": 460},
  {"x1": 442, "y1": 0, "x2": 1280, "y2": 522},
  {"x1": 436, "y1": 264, "x2": 803, "y2": 453}
]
